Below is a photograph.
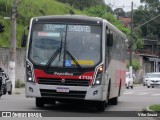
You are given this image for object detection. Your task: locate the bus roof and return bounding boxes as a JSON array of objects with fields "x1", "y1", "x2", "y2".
[
  {"x1": 32, "y1": 15, "x2": 103, "y2": 22},
  {"x1": 31, "y1": 15, "x2": 127, "y2": 39}
]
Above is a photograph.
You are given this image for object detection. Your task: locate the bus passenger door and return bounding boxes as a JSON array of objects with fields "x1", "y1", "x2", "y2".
[{"x1": 104, "y1": 29, "x2": 112, "y2": 85}]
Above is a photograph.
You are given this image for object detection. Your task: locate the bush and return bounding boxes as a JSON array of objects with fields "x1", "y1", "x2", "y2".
[
  {"x1": 127, "y1": 59, "x2": 140, "y2": 71},
  {"x1": 149, "y1": 105, "x2": 160, "y2": 111},
  {"x1": 15, "y1": 79, "x2": 21, "y2": 88}
]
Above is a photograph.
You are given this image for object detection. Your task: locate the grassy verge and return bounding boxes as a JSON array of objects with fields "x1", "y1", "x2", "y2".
[{"x1": 149, "y1": 105, "x2": 160, "y2": 112}]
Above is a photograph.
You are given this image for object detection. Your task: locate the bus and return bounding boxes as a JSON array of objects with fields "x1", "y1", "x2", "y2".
[{"x1": 21, "y1": 15, "x2": 127, "y2": 111}]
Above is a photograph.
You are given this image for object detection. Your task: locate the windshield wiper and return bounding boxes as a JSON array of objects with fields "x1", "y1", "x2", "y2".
[
  {"x1": 45, "y1": 48, "x2": 61, "y2": 71},
  {"x1": 65, "y1": 50, "x2": 83, "y2": 72},
  {"x1": 59, "y1": 34, "x2": 63, "y2": 61}
]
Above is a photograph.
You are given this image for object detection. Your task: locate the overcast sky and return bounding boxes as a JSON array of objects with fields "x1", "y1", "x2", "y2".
[{"x1": 105, "y1": 0, "x2": 143, "y2": 11}]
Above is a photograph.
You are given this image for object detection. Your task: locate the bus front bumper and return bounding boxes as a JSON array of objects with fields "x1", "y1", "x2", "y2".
[{"x1": 25, "y1": 83, "x2": 107, "y2": 101}]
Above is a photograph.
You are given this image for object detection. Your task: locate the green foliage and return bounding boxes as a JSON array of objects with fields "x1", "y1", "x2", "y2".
[
  {"x1": 56, "y1": 0, "x2": 105, "y2": 10},
  {"x1": 132, "y1": 31, "x2": 144, "y2": 50},
  {"x1": 134, "y1": 0, "x2": 160, "y2": 39},
  {"x1": 114, "y1": 8, "x2": 125, "y2": 17},
  {"x1": 149, "y1": 105, "x2": 160, "y2": 111},
  {"x1": 85, "y1": 5, "x2": 130, "y2": 36},
  {"x1": 15, "y1": 79, "x2": 21, "y2": 88},
  {"x1": 127, "y1": 59, "x2": 140, "y2": 71},
  {"x1": 85, "y1": 5, "x2": 107, "y2": 17},
  {"x1": 0, "y1": 0, "x2": 131, "y2": 48},
  {"x1": 0, "y1": 0, "x2": 82, "y2": 48}
]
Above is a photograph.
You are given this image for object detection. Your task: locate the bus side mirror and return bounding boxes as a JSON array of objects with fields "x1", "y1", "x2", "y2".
[
  {"x1": 107, "y1": 34, "x2": 113, "y2": 47},
  {"x1": 21, "y1": 32, "x2": 27, "y2": 47},
  {"x1": 21, "y1": 26, "x2": 29, "y2": 47}
]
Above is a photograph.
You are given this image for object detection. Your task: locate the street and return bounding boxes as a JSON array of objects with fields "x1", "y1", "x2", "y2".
[{"x1": 0, "y1": 84, "x2": 160, "y2": 120}]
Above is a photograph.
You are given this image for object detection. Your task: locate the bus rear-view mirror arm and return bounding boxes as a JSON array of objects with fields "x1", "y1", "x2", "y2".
[
  {"x1": 107, "y1": 33, "x2": 113, "y2": 47},
  {"x1": 21, "y1": 26, "x2": 29, "y2": 47}
]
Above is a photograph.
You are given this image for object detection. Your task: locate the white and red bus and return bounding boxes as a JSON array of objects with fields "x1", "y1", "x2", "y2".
[{"x1": 22, "y1": 15, "x2": 127, "y2": 111}]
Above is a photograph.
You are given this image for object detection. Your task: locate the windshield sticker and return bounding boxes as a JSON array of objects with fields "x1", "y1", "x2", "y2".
[
  {"x1": 71, "y1": 60, "x2": 94, "y2": 65},
  {"x1": 68, "y1": 25, "x2": 91, "y2": 33},
  {"x1": 37, "y1": 32, "x2": 60, "y2": 37},
  {"x1": 65, "y1": 60, "x2": 71, "y2": 67}
]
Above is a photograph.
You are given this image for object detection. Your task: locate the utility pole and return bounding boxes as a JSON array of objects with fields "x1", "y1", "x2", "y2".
[
  {"x1": 8, "y1": 0, "x2": 17, "y2": 93},
  {"x1": 129, "y1": 1, "x2": 133, "y2": 75}
]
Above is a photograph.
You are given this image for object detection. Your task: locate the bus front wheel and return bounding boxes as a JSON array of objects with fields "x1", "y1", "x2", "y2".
[
  {"x1": 36, "y1": 98, "x2": 44, "y2": 108},
  {"x1": 96, "y1": 101, "x2": 106, "y2": 112}
]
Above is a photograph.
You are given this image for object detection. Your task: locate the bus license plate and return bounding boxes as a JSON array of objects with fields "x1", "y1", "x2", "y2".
[{"x1": 56, "y1": 87, "x2": 69, "y2": 93}]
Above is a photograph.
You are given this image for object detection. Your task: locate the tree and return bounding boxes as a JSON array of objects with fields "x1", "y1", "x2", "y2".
[
  {"x1": 127, "y1": 59, "x2": 140, "y2": 71},
  {"x1": 56, "y1": 0, "x2": 105, "y2": 10},
  {"x1": 85, "y1": 5, "x2": 130, "y2": 36},
  {"x1": 114, "y1": 8, "x2": 125, "y2": 17},
  {"x1": 134, "y1": 0, "x2": 160, "y2": 39},
  {"x1": 0, "y1": 23, "x2": 4, "y2": 33}
]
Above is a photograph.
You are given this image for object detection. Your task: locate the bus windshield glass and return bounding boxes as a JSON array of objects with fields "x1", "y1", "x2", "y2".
[{"x1": 29, "y1": 23, "x2": 101, "y2": 68}]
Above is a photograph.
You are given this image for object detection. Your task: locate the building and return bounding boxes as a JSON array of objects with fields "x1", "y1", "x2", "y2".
[{"x1": 118, "y1": 17, "x2": 131, "y2": 28}]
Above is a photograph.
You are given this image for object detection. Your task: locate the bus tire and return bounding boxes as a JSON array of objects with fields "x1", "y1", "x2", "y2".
[
  {"x1": 0, "y1": 92, "x2": 2, "y2": 98},
  {"x1": 36, "y1": 98, "x2": 44, "y2": 108},
  {"x1": 97, "y1": 101, "x2": 106, "y2": 112},
  {"x1": 107, "y1": 80, "x2": 111, "y2": 101},
  {"x1": 118, "y1": 80, "x2": 121, "y2": 96},
  {"x1": 109, "y1": 97, "x2": 118, "y2": 105}
]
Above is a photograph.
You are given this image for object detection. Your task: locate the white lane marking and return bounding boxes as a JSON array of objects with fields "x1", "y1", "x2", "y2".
[
  {"x1": 151, "y1": 93, "x2": 160, "y2": 96},
  {"x1": 135, "y1": 93, "x2": 149, "y2": 95}
]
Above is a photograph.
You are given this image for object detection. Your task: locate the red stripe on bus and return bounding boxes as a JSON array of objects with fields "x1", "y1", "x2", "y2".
[{"x1": 34, "y1": 69, "x2": 94, "y2": 85}]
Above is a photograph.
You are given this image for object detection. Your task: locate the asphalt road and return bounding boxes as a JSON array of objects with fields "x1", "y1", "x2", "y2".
[{"x1": 0, "y1": 84, "x2": 160, "y2": 120}]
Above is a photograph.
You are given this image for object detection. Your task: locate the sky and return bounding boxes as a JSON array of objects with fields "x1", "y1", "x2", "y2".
[{"x1": 105, "y1": 0, "x2": 143, "y2": 11}]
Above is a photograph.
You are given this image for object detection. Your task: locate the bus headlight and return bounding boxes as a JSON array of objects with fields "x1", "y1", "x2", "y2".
[
  {"x1": 26, "y1": 62, "x2": 35, "y2": 83},
  {"x1": 93, "y1": 66, "x2": 103, "y2": 85}
]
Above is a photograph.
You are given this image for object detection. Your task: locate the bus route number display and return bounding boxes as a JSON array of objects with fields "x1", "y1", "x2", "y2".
[
  {"x1": 43, "y1": 24, "x2": 66, "y2": 31},
  {"x1": 68, "y1": 25, "x2": 91, "y2": 33}
]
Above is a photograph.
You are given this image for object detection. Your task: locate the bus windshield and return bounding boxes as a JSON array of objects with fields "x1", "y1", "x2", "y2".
[{"x1": 29, "y1": 23, "x2": 101, "y2": 68}]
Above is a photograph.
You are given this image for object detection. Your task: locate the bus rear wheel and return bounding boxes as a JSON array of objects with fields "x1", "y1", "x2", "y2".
[
  {"x1": 36, "y1": 98, "x2": 44, "y2": 108},
  {"x1": 109, "y1": 97, "x2": 118, "y2": 105}
]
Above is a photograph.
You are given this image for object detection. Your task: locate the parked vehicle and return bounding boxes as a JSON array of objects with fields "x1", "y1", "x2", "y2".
[
  {"x1": 0, "y1": 70, "x2": 12, "y2": 97},
  {"x1": 126, "y1": 72, "x2": 133, "y2": 89},
  {"x1": 146, "y1": 72, "x2": 160, "y2": 88},
  {"x1": 143, "y1": 73, "x2": 149, "y2": 86}
]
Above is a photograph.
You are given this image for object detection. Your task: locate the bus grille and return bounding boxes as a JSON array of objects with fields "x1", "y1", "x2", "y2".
[
  {"x1": 40, "y1": 89, "x2": 86, "y2": 99},
  {"x1": 38, "y1": 78, "x2": 90, "y2": 86}
]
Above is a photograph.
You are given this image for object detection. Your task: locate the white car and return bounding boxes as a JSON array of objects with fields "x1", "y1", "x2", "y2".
[
  {"x1": 146, "y1": 72, "x2": 160, "y2": 88},
  {"x1": 126, "y1": 72, "x2": 133, "y2": 89},
  {"x1": 143, "y1": 73, "x2": 150, "y2": 86}
]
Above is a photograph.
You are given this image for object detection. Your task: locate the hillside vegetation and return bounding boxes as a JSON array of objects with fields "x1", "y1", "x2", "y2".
[{"x1": 0, "y1": 0, "x2": 129, "y2": 48}]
